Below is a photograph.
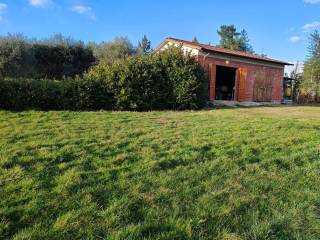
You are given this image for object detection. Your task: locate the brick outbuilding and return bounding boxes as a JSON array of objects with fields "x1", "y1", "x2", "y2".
[{"x1": 157, "y1": 38, "x2": 292, "y2": 103}]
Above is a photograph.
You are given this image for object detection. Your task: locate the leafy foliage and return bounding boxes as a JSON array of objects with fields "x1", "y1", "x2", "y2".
[
  {"x1": 0, "y1": 33, "x2": 157, "y2": 80},
  {"x1": 32, "y1": 43, "x2": 95, "y2": 79},
  {"x1": 86, "y1": 46, "x2": 208, "y2": 110},
  {"x1": 91, "y1": 37, "x2": 136, "y2": 65},
  {"x1": 0, "y1": 46, "x2": 208, "y2": 111},
  {"x1": 302, "y1": 30, "x2": 320, "y2": 100},
  {"x1": 0, "y1": 33, "x2": 96, "y2": 80},
  {"x1": 0, "y1": 34, "x2": 32, "y2": 79},
  {"x1": 0, "y1": 77, "x2": 113, "y2": 111}
]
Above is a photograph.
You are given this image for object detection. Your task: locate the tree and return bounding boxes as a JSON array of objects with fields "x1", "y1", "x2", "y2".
[
  {"x1": 93, "y1": 37, "x2": 136, "y2": 64},
  {"x1": 218, "y1": 25, "x2": 239, "y2": 49},
  {"x1": 0, "y1": 34, "x2": 33, "y2": 79},
  {"x1": 0, "y1": 33, "x2": 96, "y2": 80},
  {"x1": 302, "y1": 30, "x2": 320, "y2": 95},
  {"x1": 31, "y1": 33, "x2": 95, "y2": 79},
  {"x1": 217, "y1": 25, "x2": 254, "y2": 53},
  {"x1": 237, "y1": 30, "x2": 254, "y2": 53},
  {"x1": 42, "y1": 33, "x2": 82, "y2": 46},
  {"x1": 32, "y1": 43, "x2": 95, "y2": 79},
  {"x1": 137, "y1": 35, "x2": 151, "y2": 55},
  {"x1": 192, "y1": 37, "x2": 199, "y2": 43}
]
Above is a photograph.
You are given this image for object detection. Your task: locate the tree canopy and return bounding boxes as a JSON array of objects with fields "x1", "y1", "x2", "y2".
[
  {"x1": 302, "y1": 30, "x2": 320, "y2": 94},
  {"x1": 0, "y1": 34, "x2": 153, "y2": 79},
  {"x1": 137, "y1": 35, "x2": 151, "y2": 55},
  {"x1": 0, "y1": 33, "x2": 95, "y2": 80},
  {"x1": 92, "y1": 37, "x2": 136, "y2": 65},
  {"x1": 0, "y1": 34, "x2": 32, "y2": 79},
  {"x1": 192, "y1": 37, "x2": 199, "y2": 43},
  {"x1": 217, "y1": 25, "x2": 254, "y2": 53}
]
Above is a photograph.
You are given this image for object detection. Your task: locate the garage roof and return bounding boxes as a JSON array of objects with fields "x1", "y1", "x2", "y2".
[{"x1": 159, "y1": 37, "x2": 293, "y2": 66}]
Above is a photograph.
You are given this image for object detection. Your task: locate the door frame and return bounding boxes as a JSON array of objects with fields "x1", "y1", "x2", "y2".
[{"x1": 209, "y1": 64, "x2": 240, "y2": 101}]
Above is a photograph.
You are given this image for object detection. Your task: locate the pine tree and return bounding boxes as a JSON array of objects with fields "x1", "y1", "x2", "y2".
[
  {"x1": 192, "y1": 37, "x2": 199, "y2": 43},
  {"x1": 137, "y1": 35, "x2": 151, "y2": 55},
  {"x1": 217, "y1": 25, "x2": 253, "y2": 53},
  {"x1": 217, "y1": 25, "x2": 240, "y2": 50},
  {"x1": 237, "y1": 30, "x2": 254, "y2": 53}
]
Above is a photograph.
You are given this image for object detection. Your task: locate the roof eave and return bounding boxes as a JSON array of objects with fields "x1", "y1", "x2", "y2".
[
  {"x1": 165, "y1": 38, "x2": 202, "y2": 50},
  {"x1": 200, "y1": 48, "x2": 292, "y2": 66},
  {"x1": 159, "y1": 38, "x2": 293, "y2": 66}
]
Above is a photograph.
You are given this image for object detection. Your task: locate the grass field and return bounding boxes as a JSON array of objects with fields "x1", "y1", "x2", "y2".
[{"x1": 0, "y1": 106, "x2": 320, "y2": 240}]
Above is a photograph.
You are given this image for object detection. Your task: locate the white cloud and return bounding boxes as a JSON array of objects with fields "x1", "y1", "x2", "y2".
[
  {"x1": 289, "y1": 36, "x2": 302, "y2": 42},
  {"x1": 302, "y1": 21, "x2": 320, "y2": 31},
  {"x1": 29, "y1": 0, "x2": 51, "y2": 8},
  {"x1": 0, "y1": 3, "x2": 7, "y2": 21},
  {"x1": 304, "y1": 0, "x2": 320, "y2": 3},
  {"x1": 71, "y1": 5, "x2": 96, "y2": 20}
]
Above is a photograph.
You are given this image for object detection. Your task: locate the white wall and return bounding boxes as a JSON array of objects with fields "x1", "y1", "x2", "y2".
[{"x1": 159, "y1": 41, "x2": 199, "y2": 56}]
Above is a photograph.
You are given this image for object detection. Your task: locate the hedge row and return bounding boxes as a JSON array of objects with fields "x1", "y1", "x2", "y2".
[
  {"x1": 0, "y1": 78, "x2": 111, "y2": 111},
  {"x1": 0, "y1": 47, "x2": 208, "y2": 111}
]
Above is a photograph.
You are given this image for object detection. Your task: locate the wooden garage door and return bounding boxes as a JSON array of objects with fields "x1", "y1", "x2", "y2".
[{"x1": 253, "y1": 71, "x2": 273, "y2": 102}]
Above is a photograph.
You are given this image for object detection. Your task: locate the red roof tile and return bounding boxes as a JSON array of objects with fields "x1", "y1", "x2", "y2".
[{"x1": 163, "y1": 37, "x2": 292, "y2": 66}]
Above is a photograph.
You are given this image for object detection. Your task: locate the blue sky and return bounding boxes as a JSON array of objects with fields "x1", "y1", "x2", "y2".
[{"x1": 0, "y1": 0, "x2": 319, "y2": 62}]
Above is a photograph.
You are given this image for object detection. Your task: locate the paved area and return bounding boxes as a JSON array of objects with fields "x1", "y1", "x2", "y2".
[{"x1": 210, "y1": 100, "x2": 281, "y2": 107}]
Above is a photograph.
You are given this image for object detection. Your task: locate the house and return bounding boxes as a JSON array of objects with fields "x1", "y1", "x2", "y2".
[{"x1": 157, "y1": 38, "x2": 293, "y2": 103}]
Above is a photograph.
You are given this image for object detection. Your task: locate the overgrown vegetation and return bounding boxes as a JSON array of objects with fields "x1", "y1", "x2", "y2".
[
  {"x1": 301, "y1": 30, "x2": 320, "y2": 102},
  {"x1": 0, "y1": 33, "x2": 95, "y2": 80},
  {"x1": 89, "y1": 37, "x2": 136, "y2": 65},
  {"x1": 0, "y1": 46, "x2": 208, "y2": 111},
  {"x1": 0, "y1": 107, "x2": 320, "y2": 239},
  {"x1": 0, "y1": 34, "x2": 153, "y2": 80},
  {"x1": 0, "y1": 26, "x2": 258, "y2": 81}
]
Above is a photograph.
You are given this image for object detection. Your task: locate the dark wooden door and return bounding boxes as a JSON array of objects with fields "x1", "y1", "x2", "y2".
[{"x1": 253, "y1": 72, "x2": 273, "y2": 102}]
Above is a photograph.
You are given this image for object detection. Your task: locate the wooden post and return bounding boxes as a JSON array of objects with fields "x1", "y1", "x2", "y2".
[
  {"x1": 238, "y1": 68, "x2": 248, "y2": 102},
  {"x1": 234, "y1": 69, "x2": 239, "y2": 101}
]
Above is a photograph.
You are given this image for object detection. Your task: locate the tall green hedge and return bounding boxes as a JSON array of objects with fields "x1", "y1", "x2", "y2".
[
  {"x1": 0, "y1": 78, "x2": 113, "y2": 111},
  {"x1": 0, "y1": 46, "x2": 208, "y2": 111}
]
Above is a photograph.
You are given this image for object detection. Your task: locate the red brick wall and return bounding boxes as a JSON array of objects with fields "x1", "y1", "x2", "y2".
[{"x1": 197, "y1": 55, "x2": 284, "y2": 102}]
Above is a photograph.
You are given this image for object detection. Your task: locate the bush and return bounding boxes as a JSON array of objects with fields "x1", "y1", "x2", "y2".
[
  {"x1": 32, "y1": 43, "x2": 96, "y2": 79},
  {"x1": 0, "y1": 46, "x2": 208, "y2": 111},
  {"x1": 0, "y1": 78, "x2": 113, "y2": 111},
  {"x1": 159, "y1": 46, "x2": 208, "y2": 109},
  {"x1": 0, "y1": 34, "x2": 96, "y2": 80},
  {"x1": 85, "y1": 46, "x2": 208, "y2": 110}
]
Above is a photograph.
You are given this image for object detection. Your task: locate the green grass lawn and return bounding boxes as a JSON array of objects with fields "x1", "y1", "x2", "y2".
[{"x1": 0, "y1": 106, "x2": 320, "y2": 240}]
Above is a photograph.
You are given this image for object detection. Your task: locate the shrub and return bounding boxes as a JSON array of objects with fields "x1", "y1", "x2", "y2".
[
  {"x1": 0, "y1": 34, "x2": 96, "y2": 80},
  {"x1": 0, "y1": 77, "x2": 113, "y2": 111},
  {"x1": 32, "y1": 43, "x2": 96, "y2": 79},
  {"x1": 159, "y1": 46, "x2": 208, "y2": 109},
  {"x1": 0, "y1": 46, "x2": 208, "y2": 111},
  {"x1": 85, "y1": 55, "x2": 173, "y2": 110},
  {"x1": 85, "y1": 46, "x2": 208, "y2": 110}
]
